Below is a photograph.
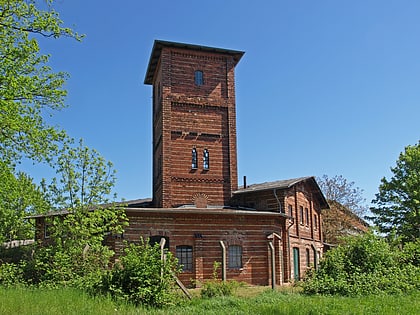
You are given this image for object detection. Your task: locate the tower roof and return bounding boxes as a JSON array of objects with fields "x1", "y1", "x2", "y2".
[{"x1": 144, "y1": 40, "x2": 244, "y2": 85}]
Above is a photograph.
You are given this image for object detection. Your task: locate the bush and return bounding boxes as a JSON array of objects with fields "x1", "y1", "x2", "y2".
[
  {"x1": 303, "y1": 232, "x2": 420, "y2": 295},
  {"x1": 200, "y1": 261, "x2": 242, "y2": 298},
  {"x1": 97, "y1": 239, "x2": 181, "y2": 308},
  {"x1": 0, "y1": 262, "x2": 25, "y2": 287},
  {"x1": 200, "y1": 280, "x2": 240, "y2": 298}
]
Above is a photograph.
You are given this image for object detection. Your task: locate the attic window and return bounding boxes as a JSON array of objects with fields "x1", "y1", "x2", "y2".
[
  {"x1": 194, "y1": 70, "x2": 204, "y2": 86},
  {"x1": 203, "y1": 149, "x2": 209, "y2": 170},
  {"x1": 192, "y1": 148, "x2": 198, "y2": 169}
]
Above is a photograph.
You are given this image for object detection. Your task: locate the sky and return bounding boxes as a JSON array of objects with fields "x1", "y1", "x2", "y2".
[{"x1": 30, "y1": 0, "x2": 420, "y2": 206}]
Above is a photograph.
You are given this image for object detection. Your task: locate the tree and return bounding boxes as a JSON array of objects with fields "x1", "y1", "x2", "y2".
[
  {"x1": 0, "y1": 160, "x2": 48, "y2": 243},
  {"x1": 317, "y1": 175, "x2": 367, "y2": 216},
  {"x1": 0, "y1": 0, "x2": 82, "y2": 243},
  {"x1": 34, "y1": 139, "x2": 127, "y2": 287},
  {"x1": 0, "y1": 0, "x2": 81, "y2": 164},
  {"x1": 317, "y1": 175, "x2": 369, "y2": 244},
  {"x1": 369, "y1": 141, "x2": 420, "y2": 242}
]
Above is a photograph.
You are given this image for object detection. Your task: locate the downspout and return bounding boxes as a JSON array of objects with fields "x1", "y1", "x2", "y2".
[
  {"x1": 286, "y1": 216, "x2": 295, "y2": 283},
  {"x1": 273, "y1": 189, "x2": 282, "y2": 213},
  {"x1": 219, "y1": 240, "x2": 227, "y2": 282},
  {"x1": 268, "y1": 241, "x2": 276, "y2": 289},
  {"x1": 159, "y1": 238, "x2": 167, "y2": 280}
]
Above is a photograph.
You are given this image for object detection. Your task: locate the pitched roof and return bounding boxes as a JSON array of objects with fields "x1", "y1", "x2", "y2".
[
  {"x1": 234, "y1": 176, "x2": 329, "y2": 209},
  {"x1": 144, "y1": 40, "x2": 245, "y2": 85},
  {"x1": 25, "y1": 198, "x2": 153, "y2": 219},
  {"x1": 234, "y1": 176, "x2": 313, "y2": 194}
]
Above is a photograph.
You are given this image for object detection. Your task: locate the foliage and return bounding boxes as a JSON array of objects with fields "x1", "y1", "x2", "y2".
[
  {"x1": 27, "y1": 139, "x2": 127, "y2": 289},
  {"x1": 302, "y1": 232, "x2": 420, "y2": 295},
  {"x1": 98, "y1": 239, "x2": 181, "y2": 308},
  {"x1": 369, "y1": 141, "x2": 420, "y2": 242},
  {"x1": 0, "y1": 0, "x2": 81, "y2": 243},
  {"x1": 200, "y1": 261, "x2": 241, "y2": 298},
  {"x1": 0, "y1": 262, "x2": 25, "y2": 287},
  {"x1": 317, "y1": 175, "x2": 367, "y2": 216},
  {"x1": 1, "y1": 287, "x2": 420, "y2": 315},
  {"x1": 317, "y1": 175, "x2": 369, "y2": 244},
  {"x1": 0, "y1": 0, "x2": 81, "y2": 164},
  {"x1": 0, "y1": 161, "x2": 48, "y2": 242}
]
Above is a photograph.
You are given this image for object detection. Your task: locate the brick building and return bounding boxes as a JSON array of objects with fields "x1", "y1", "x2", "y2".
[
  {"x1": 121, "y1": 40, "x2": 329, "y2": 285},
  {"x1": 35, "y1": 40, "x2": 330, "y2": 286}
]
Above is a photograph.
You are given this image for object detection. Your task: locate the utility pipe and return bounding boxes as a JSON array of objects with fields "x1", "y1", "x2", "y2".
[
  {"x1": 219, "y1": 240, "x2": 227, "y2": 282},
  {"x1": 268, "y1": 241, "x2": 276, "y2": 289}
]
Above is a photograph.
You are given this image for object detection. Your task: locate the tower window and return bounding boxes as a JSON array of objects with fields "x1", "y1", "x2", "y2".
[
  {"x1": 203, "y1": 149, "x2": 209, "y2": 170},
  {"x1": 192, "y1": 148, "x2": 198, "y2": 169},
  {"x1": 194, "y1": 70, "x2": 204, "y2": 86}
]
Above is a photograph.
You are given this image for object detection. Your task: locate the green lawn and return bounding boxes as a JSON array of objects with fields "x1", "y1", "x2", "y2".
[{"x1": 0, "y1": 287, "x2": 419, "y2": 315}]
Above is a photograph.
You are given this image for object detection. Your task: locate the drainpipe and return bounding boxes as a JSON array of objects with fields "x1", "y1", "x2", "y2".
[
  {"x1": 159, "y1": 238, "x2": 166, "y2": 280},
  {"x1": 219, "y1": 240, "x2": 227, "y2": 282},
  {"x1": 268, "y1": 241, "x2": 276, "y2": 289},
  {"x1": 273, "y1": 189, "x2": 282, "y2": 213},
  {"x1": 269, "y1": 232, "x2": 283, "y2": 286}
]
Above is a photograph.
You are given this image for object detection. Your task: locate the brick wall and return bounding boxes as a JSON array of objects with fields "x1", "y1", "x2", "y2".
[
  {"x1": 123, "y1": 209, "x2": 285, "y2": 286},
  {"x1": 149, "y1": 45, "x2": 239, "y2": 208}
]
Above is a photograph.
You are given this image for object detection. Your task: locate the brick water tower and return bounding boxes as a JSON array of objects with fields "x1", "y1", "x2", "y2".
[{"x1": 144, "y1": 40, "x2": 244, "y2": 208}]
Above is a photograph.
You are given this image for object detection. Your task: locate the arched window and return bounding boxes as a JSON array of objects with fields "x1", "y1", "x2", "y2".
[
  {"x1": 203, "y1": 149, "x2": 209, "y2": 170},
  {"x1": 176, "y1": 245, "x2": 193, "y2": 272},
  {"x1": 194, "y1": 70, "x2": 204, "y2": 86},
  {"x1": 191, "y1": 148, "x2": 198, "y2": 169},
  {"x1": 228, "y1": 245, "x2": 243, "y2": 269}
]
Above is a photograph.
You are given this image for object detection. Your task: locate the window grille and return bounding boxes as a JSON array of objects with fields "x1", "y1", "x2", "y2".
[
  {"x1": 203, "y1": 149, "x2": 209, "y2": 170},
  {"x1": 228, "y1": 245, "x2": 243, "y2": 269},
  {"x1": 176, "y1": 245, "x2": 193, "y2": 272},
  {"x1": 192, "y1": 148, "x2": 198, "y2": 169}
]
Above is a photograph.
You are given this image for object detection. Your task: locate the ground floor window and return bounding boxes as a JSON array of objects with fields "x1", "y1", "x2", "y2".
[
  {"x1": 176, "y1": 245, "x2": 193, "y2": 272},
  {"x1": 228, "y1": 245, "x2": 243, "y2": 269}
]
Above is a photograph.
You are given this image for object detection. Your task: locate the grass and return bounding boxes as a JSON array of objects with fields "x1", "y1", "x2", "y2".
[{"x1": 0, "y1": 286, "x2": 419, "y2": 315}]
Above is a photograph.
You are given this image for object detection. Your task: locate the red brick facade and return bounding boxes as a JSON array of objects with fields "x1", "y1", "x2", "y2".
[
  {"x1": 34, "y1": 40, "x2": 330, "y2": 287},
  {"x1": 145, "y1": 41, "x2": 241, "y2": 208}
]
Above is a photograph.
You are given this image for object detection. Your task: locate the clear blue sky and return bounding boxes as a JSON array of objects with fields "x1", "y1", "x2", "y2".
[{"x1": 34, "y1": 0, "x2": 420, "y2": 206}]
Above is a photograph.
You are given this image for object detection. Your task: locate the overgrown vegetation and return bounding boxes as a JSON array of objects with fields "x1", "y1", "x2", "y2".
[
  {"x1": 1, "y1": 286, "x2": 419, "y2": 315},
  {"x1": 303, "y1": 232, "x2": 420, "y2": 295},
  {"x1": 97, "y1": 239, "x2": 181, "y2": 308},
  {"x1": 369, "y1": 141, "x2": 420, "y2": 242},
  {"x1": 200, "y1": 261, "x2": 242, "y2": 298}
]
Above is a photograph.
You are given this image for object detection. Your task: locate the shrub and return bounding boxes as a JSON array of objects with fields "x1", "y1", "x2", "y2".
[
  {"x1": 97, "y1": 239, "x2": 181, "y2": 308},
  {"x1": 0, "y1": 262, "x2": 25, "y2": 287},
  {"x1": 200, "y1": 261, "x2": 241, "y2": 298},
  {"x1": 303, "y1": 232, "x2": 420, "y2": 295}
]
